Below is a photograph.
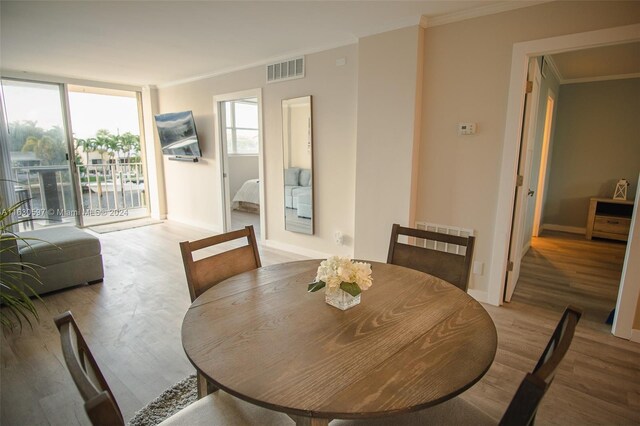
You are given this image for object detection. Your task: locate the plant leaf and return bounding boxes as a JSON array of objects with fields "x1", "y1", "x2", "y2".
[
  {"x1": 0, "y1": 193, "x2": 44, "y2": 331},
  {"x1": 308, "y1": 281, "x2": 326, "y2": 292},
  {"x1": 340, "y1": 282, "x2": 362, "y2": 297}
]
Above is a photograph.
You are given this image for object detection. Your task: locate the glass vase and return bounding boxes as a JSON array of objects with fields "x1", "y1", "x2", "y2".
[{"x1": 325, "y1": 287, "x2": 361, "y2": 310}]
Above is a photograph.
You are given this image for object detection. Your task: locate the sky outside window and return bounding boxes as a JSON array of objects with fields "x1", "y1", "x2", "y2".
[{"x1": 68, "y1": 90, "x2": 140, "y2": 139}]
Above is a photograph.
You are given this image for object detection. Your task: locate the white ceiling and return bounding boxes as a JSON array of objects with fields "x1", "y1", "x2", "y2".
[
  {"x1": 549, "y1": 42, "x2": 640, "y2": 83},
  {"x1": 0, "y1": 1, "x2": 542, "y2": 87}
]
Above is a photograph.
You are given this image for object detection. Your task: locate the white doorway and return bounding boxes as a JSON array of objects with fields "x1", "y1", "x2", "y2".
[
  {"x1": 490, "y1": 23, "x2": 640, "y2": 339},
  {"x1": 214, "y1": 89, "x2": 265, "y2": 240}
]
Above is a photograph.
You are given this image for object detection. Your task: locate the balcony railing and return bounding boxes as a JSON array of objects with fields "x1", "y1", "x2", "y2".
[{"x1": 10, "y1": 162, "x2": 147, "y2": 226}]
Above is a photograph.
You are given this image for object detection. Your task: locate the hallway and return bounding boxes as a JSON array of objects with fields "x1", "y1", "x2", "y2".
[{"x1": 513, "y1": 230, "x2": 627, "y2": 329}]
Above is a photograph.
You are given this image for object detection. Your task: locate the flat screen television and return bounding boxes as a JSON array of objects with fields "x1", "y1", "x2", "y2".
[{"x1": 154, "y1": 111, "x2": 202, "y2": 157}]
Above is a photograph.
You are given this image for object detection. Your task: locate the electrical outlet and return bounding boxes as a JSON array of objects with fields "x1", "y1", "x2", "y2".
[
  {"x1": 473, "y1": 261, "x2": 484, "y2": 275},
  {"x1": 334, "y1": 231, "x2": 344, "y2": 246}
]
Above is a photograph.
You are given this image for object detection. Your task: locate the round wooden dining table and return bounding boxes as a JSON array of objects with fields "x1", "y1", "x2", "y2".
[{"x1": 181, "y1": 260, "x2": 497, "y2": 425}]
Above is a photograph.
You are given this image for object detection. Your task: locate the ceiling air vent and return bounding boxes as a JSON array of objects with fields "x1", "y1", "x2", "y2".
[{"x1": 266, "y1": 57, "x2": 304, "y2": 83}]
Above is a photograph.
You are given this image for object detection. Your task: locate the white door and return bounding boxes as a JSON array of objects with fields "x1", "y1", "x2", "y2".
[{"x1": 504, "y1": 58, "x2": 542, "y2": 302}]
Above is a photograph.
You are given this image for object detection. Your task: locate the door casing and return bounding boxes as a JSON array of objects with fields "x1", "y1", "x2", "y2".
[{"x1": 213, "y1": 89, "x2": 265, "y2": 240}]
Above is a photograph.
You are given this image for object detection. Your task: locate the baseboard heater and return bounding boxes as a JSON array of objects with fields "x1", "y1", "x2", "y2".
[{"x1": 414, "y1": 221, "x2": 475, "y2": 255}]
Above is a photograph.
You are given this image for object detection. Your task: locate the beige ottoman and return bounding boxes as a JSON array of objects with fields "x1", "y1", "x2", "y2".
[{"x1": 2, "y1": 226, "x2": 104, "y2": 296}]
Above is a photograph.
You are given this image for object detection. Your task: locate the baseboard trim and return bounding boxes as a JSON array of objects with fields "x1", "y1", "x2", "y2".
[
  {"x1": 262, "y1": 239, "x2": 335, "y2": 260},
  {"x1": 166, "y1": 215, "x2": 223, "y2": 234},
  {"x1": 542, "y1": 224, "x2": 586, "y2": 235},
  {"x1": 468, "y1": 289, "x2": 489, "y2": 304},
  {"x1": 631, "y1": 329, "x2": 640, "y2": 344}
]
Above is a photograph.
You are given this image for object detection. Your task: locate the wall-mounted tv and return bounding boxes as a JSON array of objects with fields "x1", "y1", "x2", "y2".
[{"x1": 154, "y1": 111, "x2": 202, "y2": 157}]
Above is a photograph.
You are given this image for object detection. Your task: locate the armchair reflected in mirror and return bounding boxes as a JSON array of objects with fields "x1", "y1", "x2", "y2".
[{"x1": 282, "y1": 96, "x2": 313, "y2": 234}]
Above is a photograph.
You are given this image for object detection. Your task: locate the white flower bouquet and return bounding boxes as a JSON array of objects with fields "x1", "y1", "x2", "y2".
[{"x1": 307, "y1": 256, "x2": 373, "y2": 297}]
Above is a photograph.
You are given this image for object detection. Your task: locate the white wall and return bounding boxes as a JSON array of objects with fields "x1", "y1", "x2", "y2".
[
  {"x1": 155, "y1": 1, "x2": 639, "y2": 289},
  {"x1": 354, "y1": 26, "x2": 422, "y2": 261},
  {"x1": 158, "y1": 44, "x2": 357, "y2": 255},
  {"x1": 287, "y1": 104, "x2": 312, "y2": 169},
  {"x1": 228, "y1": 155, "x2": 258, "y2": 200},
  {"x1": 543, "y1": 78, "x2": 640, "y2": 229},
  {"x1": 417, "y1": 0, "x2": 640, "y2": 296},
  {"x1": 613, "y1": 174, "x2": 640, "y2": 339}
]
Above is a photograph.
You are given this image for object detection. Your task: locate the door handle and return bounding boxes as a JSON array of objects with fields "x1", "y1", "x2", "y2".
[{"x1": 527, "y1": 189, "x2": 535, "y2": 197}]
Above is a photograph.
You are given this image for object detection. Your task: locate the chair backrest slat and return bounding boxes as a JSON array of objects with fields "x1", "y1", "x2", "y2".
[
  {"x1": 533, "y1": 305, "x2": 582, "y2": 383},
  {"x1": 499, "y1": 306, "x2": 582, "y2": 426},
  {"x1": 180, "y1": 225, "x2": 261, "y2": 302},
  {"x1": 54, "y1": 311, "x2": 124, "y2": 426},
  {"x1": 392, "y1": 243, "x2": 468, "y2": 288},
  {"x1": 387, "y1": 223, "x2": 475, "y2": 292}
]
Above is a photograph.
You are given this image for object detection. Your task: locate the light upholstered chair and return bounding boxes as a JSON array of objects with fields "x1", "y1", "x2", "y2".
[
  {"x1": 179, "y1": 225, "x2": 261, "y2": 398},
  {"x1": 54, "y1": 311, "x2": 290, "y2": 426},
  {"x1": 387, "y1": 223, "x2": 475, "y2": 292},
  {"x1": 333, "y1": 306, "x2": 582, "y2": 426}
]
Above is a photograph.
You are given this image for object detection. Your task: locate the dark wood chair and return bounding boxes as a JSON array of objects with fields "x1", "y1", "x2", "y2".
[
  {"x1": 387, "y1": 223, "x2": 475, "y2": 292},
  {"x1": 179, "y1": 225, "x2": 261, "y2": 398},
  {"x1": 54, "y1": 311, "x2": 290, "y2": 426},
  {"x1": 499, "y1": 305, "x2": 583, "y2": 425},
  {"x1": 332, "y1": 305, "x2": 583, "y2": 426},
  {"x1": 179, "y1": 225, "x2": 261, "y2": 302}
]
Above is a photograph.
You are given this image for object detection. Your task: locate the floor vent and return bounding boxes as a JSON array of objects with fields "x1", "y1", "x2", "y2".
[
  {"x1": 414, "y1": 221, "x2": 475, "y2": 255},
  {"x1": 266, "y1": 57, "x2": 304, "y2": 83}
]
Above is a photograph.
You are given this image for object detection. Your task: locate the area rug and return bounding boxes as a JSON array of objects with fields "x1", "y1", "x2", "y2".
[
  {"x1": 88, "y1": 218, "x2": 163, "y2": 234},
  {"x1": 128, "y1": 375, "x2": 197, "y2": 426}
]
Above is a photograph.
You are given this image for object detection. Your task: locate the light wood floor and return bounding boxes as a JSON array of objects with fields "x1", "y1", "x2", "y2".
[{"x1": 1, "y1": 224, "x2": 639, "y2": 425}]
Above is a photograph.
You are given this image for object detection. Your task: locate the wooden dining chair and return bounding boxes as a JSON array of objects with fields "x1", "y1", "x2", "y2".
[
  {"x1": 387, "y1": 223, "x2": 475, "y2": 292},
  {"x1": 179, "y1": 225, "x2": 261, "y2": 398},
  {"x1": 499, "y1": 305, "x2": 582, "y2": 425},
  {"x1": 54, "y1": 311, "x2": 124, "y2": 426},
  {"x1": 179, "y1": 225, "x2": 261, "y2": 302},
  {"x1": 333, "y1": 305, "x2": 582, "y2": 426},
  {"x1": 54, "y1": 311, "x2": 291, "y2": 426}
]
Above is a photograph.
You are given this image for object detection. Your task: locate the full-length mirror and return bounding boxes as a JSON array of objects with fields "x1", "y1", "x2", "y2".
[{"x1": 282, "y1": 96, "x2": 313, "y2": 234}]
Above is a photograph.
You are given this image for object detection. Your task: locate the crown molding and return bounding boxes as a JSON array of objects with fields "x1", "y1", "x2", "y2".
[
  {"x1": 157, "y1": 13, "x2": 425, "y2": 89},
  {"x1": 157, "y1": 40, "x2": 357, "y2": 89},
  {"x1": 543, "y1": 55, "x2": 563, "y2": 81},
  {"x1": 561, "y1": 72, "x2": 640, "y2": 85},
  {"x1": 424, "y1": 1, "x2": 551, "y2": 28}
]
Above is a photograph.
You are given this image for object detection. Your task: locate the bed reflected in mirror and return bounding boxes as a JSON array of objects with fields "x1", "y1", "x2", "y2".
[{"x1": 282, "y1": 96, "x2": 313, "y2": 234}]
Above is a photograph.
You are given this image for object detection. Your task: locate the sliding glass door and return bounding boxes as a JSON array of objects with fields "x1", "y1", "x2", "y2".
[
  {"x1": 67, "y1": 85, "x2": 148, "y2": 226},
  {"x1": 2, "y1": 79, "x2": 149, "y2": 229},
  {"x1": 2, "y1": 79, "x2": 80, "y2": 229}
]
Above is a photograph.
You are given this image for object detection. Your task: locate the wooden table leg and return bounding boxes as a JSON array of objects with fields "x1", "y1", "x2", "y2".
[
  {"x1": 290, "y1": 415, "x2": 330, "y2": 425},
  {"x1": 196, "y1": 372, "x2": 219, "y2": 399}
]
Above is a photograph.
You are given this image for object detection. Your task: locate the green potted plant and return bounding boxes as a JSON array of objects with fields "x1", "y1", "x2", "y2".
[{"x1": 0, "y1": 196, "x2": 43, "y2": 331}]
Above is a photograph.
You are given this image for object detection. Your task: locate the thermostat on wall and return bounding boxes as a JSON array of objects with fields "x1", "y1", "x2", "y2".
[{"x1": 458, "y1": 122, "x2": 477, "y2": 135}]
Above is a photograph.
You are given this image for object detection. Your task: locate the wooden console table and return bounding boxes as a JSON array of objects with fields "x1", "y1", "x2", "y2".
[{"x1": 586, "y1": 197, "x2": 634, "y2": 241}]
